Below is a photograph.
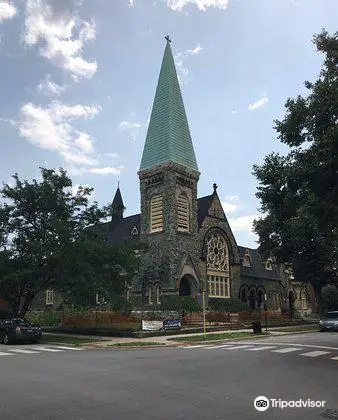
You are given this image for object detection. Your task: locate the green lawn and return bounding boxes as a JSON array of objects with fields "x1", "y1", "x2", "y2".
[
  {"x1": 168, "y1": 331, "x2": 268, "y2": 342},
  {"x1": 275, "y1": 326, "x2": 319, "y2": 333},
  {"x1": 40, "y1": 334, "x2": 105, "y2": 346},
  {"x1": 108, "y1": 341, "x2": 163, "y2": 347}
]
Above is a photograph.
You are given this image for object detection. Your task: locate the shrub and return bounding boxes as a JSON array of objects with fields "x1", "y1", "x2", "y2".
[
  {"x1": 208, "y1": 298, "x2": 247, "y2": 313},
  {"x1": 26, "y1": 311, "x2": 61, "y2": 326},
  {"x1": 160, "y1": 296, "x2": 202, "y2": 313}
]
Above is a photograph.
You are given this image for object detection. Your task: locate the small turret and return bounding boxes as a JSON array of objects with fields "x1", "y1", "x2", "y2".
[{"x1": 111, "y1": 184, "x2": 124, "y2": 225}]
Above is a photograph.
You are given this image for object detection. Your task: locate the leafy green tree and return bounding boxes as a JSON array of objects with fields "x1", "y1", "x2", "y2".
[
  {"x1": 322, "y1": 285, "x2": 338, "y2": 312},
  {"x1": 253, "y1": 31, "x2": 337, "y2": 313},
  {"x1": 0, "y1": 168, "x2": 137, "y2": 317}
]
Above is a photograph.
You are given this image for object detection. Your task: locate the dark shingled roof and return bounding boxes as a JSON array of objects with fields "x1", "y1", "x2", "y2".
[
  {"x1": 197, "y1": 194, "x2": 214, "y2": 226},
  {"x1": 108, "y1": 214, "x2": 141, "y2": 245},
  {"x1": 238, "y1": 246, "x2": 281, "y2": 281}
]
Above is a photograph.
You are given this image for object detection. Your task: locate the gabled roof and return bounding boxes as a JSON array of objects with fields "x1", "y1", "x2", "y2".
[
  {"x1": 108, "y1": 214, "x2": 141, "y2": 246},
  {"x1": 139, "y1": 39, "x2": 198, "y2": 172},
  {"x1": 197, "y1": 194, "x2": 214, "y2": 226},
  {"x1": 238, "y1": 246, "x2": 281, "y2": 281}
]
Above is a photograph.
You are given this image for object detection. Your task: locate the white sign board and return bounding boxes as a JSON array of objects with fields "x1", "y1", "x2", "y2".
[{"x1": 142, "y1": 320, "x2": 163, "y2": 331}]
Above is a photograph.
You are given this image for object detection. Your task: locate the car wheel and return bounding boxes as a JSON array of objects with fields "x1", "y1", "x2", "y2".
[{"x1": 3, "y1": 333, "x2": 11, "y2": 345}]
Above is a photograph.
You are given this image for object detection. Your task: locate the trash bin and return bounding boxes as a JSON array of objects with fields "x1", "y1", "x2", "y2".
[{"x1": 252, "y1": 321, "x2": 262, "y2": 334}]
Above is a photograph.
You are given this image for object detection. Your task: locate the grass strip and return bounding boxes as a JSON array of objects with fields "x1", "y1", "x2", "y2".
[
  {"x1": 40, "y1": 334, "x2": 104, "y2": 346},
  {"x1": 108, "y1": 341, "x2": 163, "y2": 347},
  {"x1": 168, "y1": 331, "x2": 268, "y2": 342},
  {"x1": 275, "y1": 326, "x2": 319, "y2": 333}
]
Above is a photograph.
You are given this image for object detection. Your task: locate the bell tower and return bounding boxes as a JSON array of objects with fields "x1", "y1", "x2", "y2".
[{"x1": 138, "y1": 37, "x2": 200, "y2": 292}]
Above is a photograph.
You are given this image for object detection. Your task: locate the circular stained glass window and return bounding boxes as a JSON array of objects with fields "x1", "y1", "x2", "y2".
[{"x1": 206, "y1": 232, "x2": 228, "y2": 271}]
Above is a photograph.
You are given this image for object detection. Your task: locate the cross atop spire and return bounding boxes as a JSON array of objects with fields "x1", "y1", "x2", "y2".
[{"x1": 165, "y1": 35, "x2": 171, "y2": 43}]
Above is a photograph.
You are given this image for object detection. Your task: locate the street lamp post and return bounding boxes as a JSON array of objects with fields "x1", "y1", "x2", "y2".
[{"x1": 264, "y1": 293, "x2": 268, "y2": 334}]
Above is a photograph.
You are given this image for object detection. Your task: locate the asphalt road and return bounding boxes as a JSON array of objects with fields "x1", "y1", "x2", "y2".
[{"x1": 0, "y1": 332, "x2": 337, "y2": 420}]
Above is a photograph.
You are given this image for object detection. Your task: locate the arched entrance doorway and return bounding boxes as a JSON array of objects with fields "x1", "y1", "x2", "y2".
[
  {"x1": 179, "y1": 276, "x2": 191, "y2": 296},
  {"x1": 249, "y1": 289, "x2": 256, "y2": 310}
]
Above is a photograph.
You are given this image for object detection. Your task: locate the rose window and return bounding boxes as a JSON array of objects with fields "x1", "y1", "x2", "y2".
[{"x1": 206, "y1": 232, "x2": 228, "y2": 271}]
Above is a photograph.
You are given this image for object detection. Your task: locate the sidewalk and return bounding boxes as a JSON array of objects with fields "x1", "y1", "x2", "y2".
[{"x1": 43, "y1": 324, "x2": 318, "y2": 348}]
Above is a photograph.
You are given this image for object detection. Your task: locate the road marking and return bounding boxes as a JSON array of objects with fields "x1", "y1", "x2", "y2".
[
  {"x1": 0, "y1": 352, "x2": 14, "y2": 356},
  {"x1": 228, "y1": 342, "x2": 338, "y2": 351},
  {"x1": 331, "y1": 357, "x2": 338, "y2": 361},
  {"x1": 31, "y1": 347, "x2": 64, "y2": 353},
  {"x1": 223, "y1": 345, "x2": 254, "y2": 350},
  {"x1": 247, "y1": 346, "x2": 276, "y2": 351},
  {"x1": 204, "y1": 345, "x2": 234, "y2": 349},
  {"x1": 300, "y1": 351, "x2": 331, "y2": 358},
  {"x1": 52, "y1": 346, "x2": 84, "y2": 351},
  {"x1": 272, "y1": 347, "x2": 303, "y2": 354},
  {"x1": 9, "y1": 349, "x2": 40, "y2": 354},
  {"x1": 182, "y1": 345, "x2": 210, "y2": 349}
]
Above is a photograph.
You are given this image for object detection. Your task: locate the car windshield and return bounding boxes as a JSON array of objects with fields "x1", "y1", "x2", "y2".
[{"x1": 325, "y1": 313, "x2": 338, "y2": 320}]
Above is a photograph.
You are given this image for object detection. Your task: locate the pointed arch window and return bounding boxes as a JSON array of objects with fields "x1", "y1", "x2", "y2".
[
  {"x1": 243, "y1": 250, "x2": 251, "y2": 267},
  {"x1": 177, "y1": 193, "x2": 190, "y2": 232},
  {"x1": 300, "y1": 289, "x2": 308, "y2": 310},
  {"x1": 155, "y1": 283, "x2": 161, "y2": 305},
  {"x1": 150, "y1": 194, "x2": 163, "y2": 233},
  {"x1": 148, "y1": 284, "x2": 153, "y2": 305},
  {"x1": 265, "y1": 258, "x2": 273, "y2": 270}
]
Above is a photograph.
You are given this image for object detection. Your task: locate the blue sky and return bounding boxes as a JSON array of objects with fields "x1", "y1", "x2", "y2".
[{"x1": 0, "y1": 0, "x2": 337, "y2": 248}]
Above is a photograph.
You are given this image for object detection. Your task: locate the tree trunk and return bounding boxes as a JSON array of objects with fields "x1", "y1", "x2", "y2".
[{"x1": 17, "y1": 293, "x2": 35, "y2": 318}]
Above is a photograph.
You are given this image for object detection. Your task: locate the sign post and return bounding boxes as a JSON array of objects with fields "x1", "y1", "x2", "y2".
[{"x1": 202, "y1": 289, "x2": 207, "y2": 338}]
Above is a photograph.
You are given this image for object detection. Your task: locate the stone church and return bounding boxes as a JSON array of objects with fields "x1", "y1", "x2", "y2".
[
  {"x1": 25, "y1": 38, "x2": 313, "y2": 315},
  {"x1": 105, "y1": 38, "x2": 312, "y2": 315}
]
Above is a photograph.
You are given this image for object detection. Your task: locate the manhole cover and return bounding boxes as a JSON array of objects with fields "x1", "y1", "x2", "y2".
[{"x1": 320, "y1": 409, "x2": 338, "y2": 419}]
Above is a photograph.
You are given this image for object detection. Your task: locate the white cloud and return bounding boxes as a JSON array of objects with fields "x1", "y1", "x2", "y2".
[
  {"x1": 128, "y1": 0, "x2": 134, "y2": 6},
  {"x1": 119, "y1": 121, "x2": 144, "y2": 130},
  {"x1": 225, "y1": 195, "x2": 239, "y2": 201},
  {"x1": 18, "y1": 101, "x2": 101, "y2": 166},
  {"x1": 221, "y1": 202, "x2": 238, "y2": 213},
  {"x1": 248, "y1": 94, "x2": 269, "y2": 111},
  {"x1": 105, "y1": 152, "x2": 119, "y2": 158},
  {"x1": 87, "y1": 166, "x2": 123, "y2": 175},
  {"x1": 23, "y1": 0, "x2": 97, "y2": 80},
  {"x1": 174, "y1": 44, "x2": 203, "y2": 82},
  {"x1": 0, "y1": 2, "x2": 16, "y2": 22},
  {"x1": 228, "y1": 215, "x2": 258, "y2": 235},
  {"x1": 37, "y1": 74, "x2": 67, "y2": 96},
  {"x1": 231, "y1": 110, "x2": 238, "y2": 115},
  {"x1": 118, "y1": 119, "x2": 147, "y2": 141},
  {"x1": 165, "y1": 0, "x2": 228, "y2": 11}
]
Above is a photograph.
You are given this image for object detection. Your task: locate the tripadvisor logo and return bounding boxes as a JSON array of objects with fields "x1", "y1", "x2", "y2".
[
  {"x1": 254, "y1": 396, "x2": 269, "y2": 412},
  {"x1": 254, "y1": 397, "x2": 326, "y2": 411}
]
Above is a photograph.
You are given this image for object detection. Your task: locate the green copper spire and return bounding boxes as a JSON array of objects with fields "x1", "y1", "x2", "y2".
[{"x1": 139, "y1": 37, "x2": 199, "y2": 172}]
